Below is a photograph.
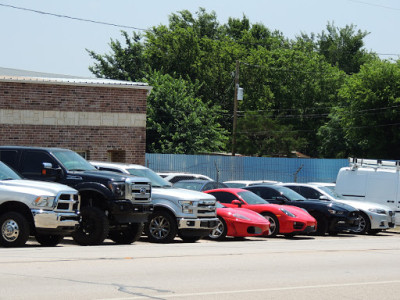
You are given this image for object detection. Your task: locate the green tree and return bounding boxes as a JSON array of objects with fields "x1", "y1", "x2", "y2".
[
  {"x1": 146, "y1": 71, "x2": 228, "y2": 154},
  {"x1": 332, "y1": 59, "x2": 400, "y2": 158},
  {"x1": 87, "y1": 31, "x2": 147, "y2": 81}
]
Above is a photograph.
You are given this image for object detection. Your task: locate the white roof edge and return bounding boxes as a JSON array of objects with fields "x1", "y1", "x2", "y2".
[{"x1": 0, "y1": 75, "x2": 152, "y2": 90}]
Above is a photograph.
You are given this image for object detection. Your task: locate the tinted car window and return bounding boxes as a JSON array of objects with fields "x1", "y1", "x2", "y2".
[
  {"x1": 207, "y1": 191, "x2": 237, "y2": 203},
  {"x1": 169, "y1": 175, "x2": 196, "y2": 183},
  {"x1": 247, "y1": 186, "x2": 280, "y2": 200},
  {"x1": 298, "y1": 186, "x2": 322, "y2": 199},
  {"x1": 0, "y1": 150, "x2": 18, "y2": 169},
  {"x1": 20, "y1": 151, "x2": 57, "y2": 177}
]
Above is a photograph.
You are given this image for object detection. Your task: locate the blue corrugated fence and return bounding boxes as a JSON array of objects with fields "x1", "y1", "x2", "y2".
[{"x1": 145, "y1": 154, "x2": 348, "y2": 183}]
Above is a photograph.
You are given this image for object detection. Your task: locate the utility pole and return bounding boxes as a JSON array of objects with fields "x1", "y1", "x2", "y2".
[{"x1": 231, "y1": 60, "x2": 240, "y2": 156}]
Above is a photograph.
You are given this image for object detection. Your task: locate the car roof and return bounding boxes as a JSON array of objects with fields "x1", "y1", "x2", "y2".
[{"x1": 90, "y1": 161, "x2": 147, "y2": 170}]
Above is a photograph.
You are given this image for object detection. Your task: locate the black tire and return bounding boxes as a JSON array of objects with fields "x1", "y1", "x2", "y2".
[
  {"x1": 35, "y1": 234, "x2": 64, "y2": 247},
  {"x1": 261, "y1": 212, "x2": 280, "y2": 237},
  {"x1": 312, "y1": 213, "x2": 328, "y2": 236},
  {"x1": 72, "y1": 207, "x2": 109, "y2": 246},
  {"x1": 352, "y1": 212, "x2": 371, "y2": 235},
  {"x1": 0, "y1": 212, "x2": 30, "y2": 247},
  {"x1": 144, "y1": 211, "x2": 177, "y2": 243},
  {"x1": 208, "y1": 216, "x2": 227, "y2": 241},
  {"x1": 109, "y1": 223, "x2": 144, "y2": 244}
]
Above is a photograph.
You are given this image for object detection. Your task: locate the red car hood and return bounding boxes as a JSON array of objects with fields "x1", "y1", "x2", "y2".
[
  {"x1": 217, "y1": 207, "x2": 270, "y2": 224},
  {"x1": 241, "y1": 203, "x2": 315, "y2": 221}
]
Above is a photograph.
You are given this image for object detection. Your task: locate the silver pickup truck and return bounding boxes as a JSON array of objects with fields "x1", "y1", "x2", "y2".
[
  {"x1": 0, "y1": 161, "x2": 80, "y2": 247},
  {"x1": 91, "y1": 161, "x2": 218, "y2": 243}
]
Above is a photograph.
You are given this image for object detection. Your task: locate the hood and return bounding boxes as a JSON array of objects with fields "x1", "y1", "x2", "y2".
[
  {"x1": 328, "y1": 200, "x2": 358, "y2": 212},
  {"x1": 217, "y1": 207, "x2": 269, "y2": 223},
  {"x1": 0, "y1": 179, "x2": 77, "y2": 196},
  {"x1": 152, "y1": 187, "x2": 216, "y2": 201},
  {"x1": 68, "y1": 170, "x2": 150, "y2": 184},
  {"x1": 334, "y1": 199, "x2": 392, "y2": 212}
]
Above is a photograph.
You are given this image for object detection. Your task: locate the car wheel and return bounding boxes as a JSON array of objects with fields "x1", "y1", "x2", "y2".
[
  {"x1": 35, "y1": 234, "x2": 64, "y2": 247},
  {"x1": 0, "y1": 212, "x2": 30, "y2": 247},
  {"x1": 352, "y1": 212, "x2": 370, "y2": 235},
  {"x1": 261, "y1": 212, "x2": 280, "y2": 237},
  {"x1": 145, "y1": 211, "x2": 177, "y2": 243},
  {"x1": 109, "y1": 223, "x2": 144, "y2": 244},
  {"x1": 72, "y1": 207, "x2": 109, "y2": 246},
  {"x1": 208, "y1": 217, "x2": 227, "y2": 241}
]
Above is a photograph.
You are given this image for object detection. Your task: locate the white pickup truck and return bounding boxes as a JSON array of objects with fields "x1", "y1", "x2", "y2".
[
  {"x1": 0, "y1": 161, "x2": 80, "y2": 247},
  {"x1": 91, "y1": 161, "x2": 218, "y2": 243}
]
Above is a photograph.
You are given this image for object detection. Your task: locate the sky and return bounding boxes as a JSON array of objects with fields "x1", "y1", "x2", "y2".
[{"x1": 0, "y1": 0, "x2": 399, "y2": 78}]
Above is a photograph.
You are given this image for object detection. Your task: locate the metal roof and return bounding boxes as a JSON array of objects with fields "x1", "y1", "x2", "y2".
[{"x1": 0, "y1": 67, "x2": 151, "y2": 90}]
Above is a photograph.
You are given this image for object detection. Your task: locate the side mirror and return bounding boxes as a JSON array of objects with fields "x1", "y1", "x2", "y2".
[
  {"x1": 319, "y1": 195, "x2": 330, "y2": 201},
  {"x1": 275, "y1": 196, "x2": 287, "y2": 204},
  {"x1": 231, "y1": 199, "x2": 242, "y2": 207},
  {"x1": 41, "y1": 162, "x2": 61, "y2": 177}
]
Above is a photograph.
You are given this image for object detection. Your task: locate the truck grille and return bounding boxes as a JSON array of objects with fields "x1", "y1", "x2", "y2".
[
  {"x1": 131, "y1": 183, "x2": 151, "y2": 202},
  {"x1": 197, "y1": 200, "x2": 216, "y2": 218},
  {"x1": 56, "y1": 193, "x2": 80, "y2": 212}
]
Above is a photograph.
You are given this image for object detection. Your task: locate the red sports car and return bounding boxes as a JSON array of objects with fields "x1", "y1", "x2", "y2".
[
  {"x1": 209, "y1": 202, "x2": 270, "y2": 240},
  {"x1": 204, "y1": 188, "x2": 317, "y2": 237}
]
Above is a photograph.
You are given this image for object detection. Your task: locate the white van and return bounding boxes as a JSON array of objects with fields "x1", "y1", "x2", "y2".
[{"x1": 335, "y1": 158, "x2": 399, "y2": 225}]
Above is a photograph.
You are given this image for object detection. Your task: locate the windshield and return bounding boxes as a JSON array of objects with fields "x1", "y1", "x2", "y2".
[
  {"x1": 0, "y1": 161, "x2": 21, "y2": 180},
  {"x1": 52, "y1": 150, "x2": 97, "y2": 171},
  {"x1": 127, "y1": 168, "x2": 171, "y2": 187},
  {"x1": 275, "y1": 186, "x2": 307, "y2": 201},
  {"x1": 318, "y1": 186, "x2": 345, "y2": 199},
  {"x1": 174, "y1": 181, "x2": 203, "y2": 191},
  {"x1": 238, "y1": 191, "x2": 269, "y2": 204}
]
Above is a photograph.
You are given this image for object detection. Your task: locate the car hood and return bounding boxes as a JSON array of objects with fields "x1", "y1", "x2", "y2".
[
  {"x1": 217, "y1": 207, "x2": 269, "y2": 223},
  {"x1": 334, "y1": 199, "x2": 392, "y2": 212},
  {"x1": 0, "y1": 179, "x2": 77, "y2": 196},
  {"x1": 152, "y1": 187, "x2": 216, "y2": 201}
]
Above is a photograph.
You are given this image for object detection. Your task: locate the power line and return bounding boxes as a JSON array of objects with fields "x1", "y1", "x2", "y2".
[
  {"x1": 347, "y1": 0, "x2": 400, "y2": 11},
  {"x1": 0, "y1": 2, "x2": 149, "y2": 31}
]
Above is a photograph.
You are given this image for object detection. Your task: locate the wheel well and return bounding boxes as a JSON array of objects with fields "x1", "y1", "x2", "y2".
[
  {"x1": 0, "y1": 201, "x2": 35, "y2": 234},
  {"x1": 153, "y1": 206, "x2": 176, "y2": 219},
  {"x1": 79, "y1": 190, "x2": 107, "y2": 211}
]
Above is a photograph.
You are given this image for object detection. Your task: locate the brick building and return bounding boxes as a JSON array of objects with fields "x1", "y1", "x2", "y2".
[{"x1": 0, "y1": 67, "x2": 151, "y2": 164}]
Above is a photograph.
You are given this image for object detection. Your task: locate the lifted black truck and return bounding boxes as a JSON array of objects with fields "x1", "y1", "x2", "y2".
[{"x1": 0, "y1": 146, "x2": 153, "y2": 245}]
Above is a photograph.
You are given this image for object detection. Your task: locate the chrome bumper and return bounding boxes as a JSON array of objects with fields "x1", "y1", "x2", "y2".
[
  {"x1": 32, "y1": 209, "x2": 79, "y2": 229},
  {"x1": 177, "y1": 217, "x2": 219, "y2": 230}
]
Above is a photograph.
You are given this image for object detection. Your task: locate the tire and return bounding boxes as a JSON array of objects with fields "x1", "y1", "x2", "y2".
[
  {"x1": 72, "y1": 207, "x2": 109, "y2": 246},
  {"x1": 109, "y1": 223, "x2": 144, "y2": 244},
  {"x1": 208, "y1": 217, "x2": 227, "y2": 241},
  {"x1": 261, "y1": 212, "x2": 280, "y2": 237},
  {"x1": 352, "y1": 212, "x2": 370, "y2": 235},
  {"x1": 312, "y1": 213, "x2": 328, "y2": 236},
  {"x1": 35, "y1": 234, "x2": 64, "y2": 247},
  {"x1": 0, "y1": 212, "x2": 30, "y2": 247},
  {"x1": 144, "y1": 211, "x2": 177, "y2": 243}
]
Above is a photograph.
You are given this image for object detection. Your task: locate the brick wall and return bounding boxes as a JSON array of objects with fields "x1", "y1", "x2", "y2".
[{"x1": 0, "y1": 81, "x2": 148, "y2": 165}]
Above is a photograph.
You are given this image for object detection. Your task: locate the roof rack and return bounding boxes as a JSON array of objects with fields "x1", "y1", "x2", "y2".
[{"x1": 349, "y1": 157, "x2": 400, "y2": 171}]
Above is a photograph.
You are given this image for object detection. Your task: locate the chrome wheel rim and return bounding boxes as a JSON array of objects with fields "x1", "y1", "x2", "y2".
[
  {"x1": 354, "y1": 215, "x2": 367, "y2": 233},
  {"x1": 149, "y1": 216, "x2": 170, "y2": 240},
  {"x1": 2, "y1": 219, "x2": 19, "y2": 242},
  {"x1": 265, "y1": 216, "x2": 276, "y2": 235},
  {"x1": 209, "y1": 219, "x2": 224, "y2": 239}
]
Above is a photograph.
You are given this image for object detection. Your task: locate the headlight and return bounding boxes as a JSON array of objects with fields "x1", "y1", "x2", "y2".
[
  {"x1": 232, "y1": 213, "x2": 252, "y2": 221},
  {"x1": 179, "y1": 200, "x2": 194, "y2": 214},
  {"x1": 33, "y1": 196, "x2": 56, "y2": 207},
  {"x1": 280, "y1": 208, "x2": 296, "y2": 217},
  {"x1": 328, "y1": 209, "x2": 344, "y2": 215},
  {"x1": 368, "y1": 208, "x2": 386, "y2": 215},
  {"x1": 108, "y1": 181, "x2": 126, "y2": 198}
]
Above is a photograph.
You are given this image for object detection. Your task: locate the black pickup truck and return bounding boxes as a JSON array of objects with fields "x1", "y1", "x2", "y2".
[
  {"x1": 244, "y1": 185, "x2": 360, "y2": 235},
  {"x1": 0, "y1": 146, "x2": 153, "y2": 245}
]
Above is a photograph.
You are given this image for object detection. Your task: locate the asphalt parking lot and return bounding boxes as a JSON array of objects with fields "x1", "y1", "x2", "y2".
[{"x1": 1, "y1": 229, "x2": 400, "y2": 300}]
